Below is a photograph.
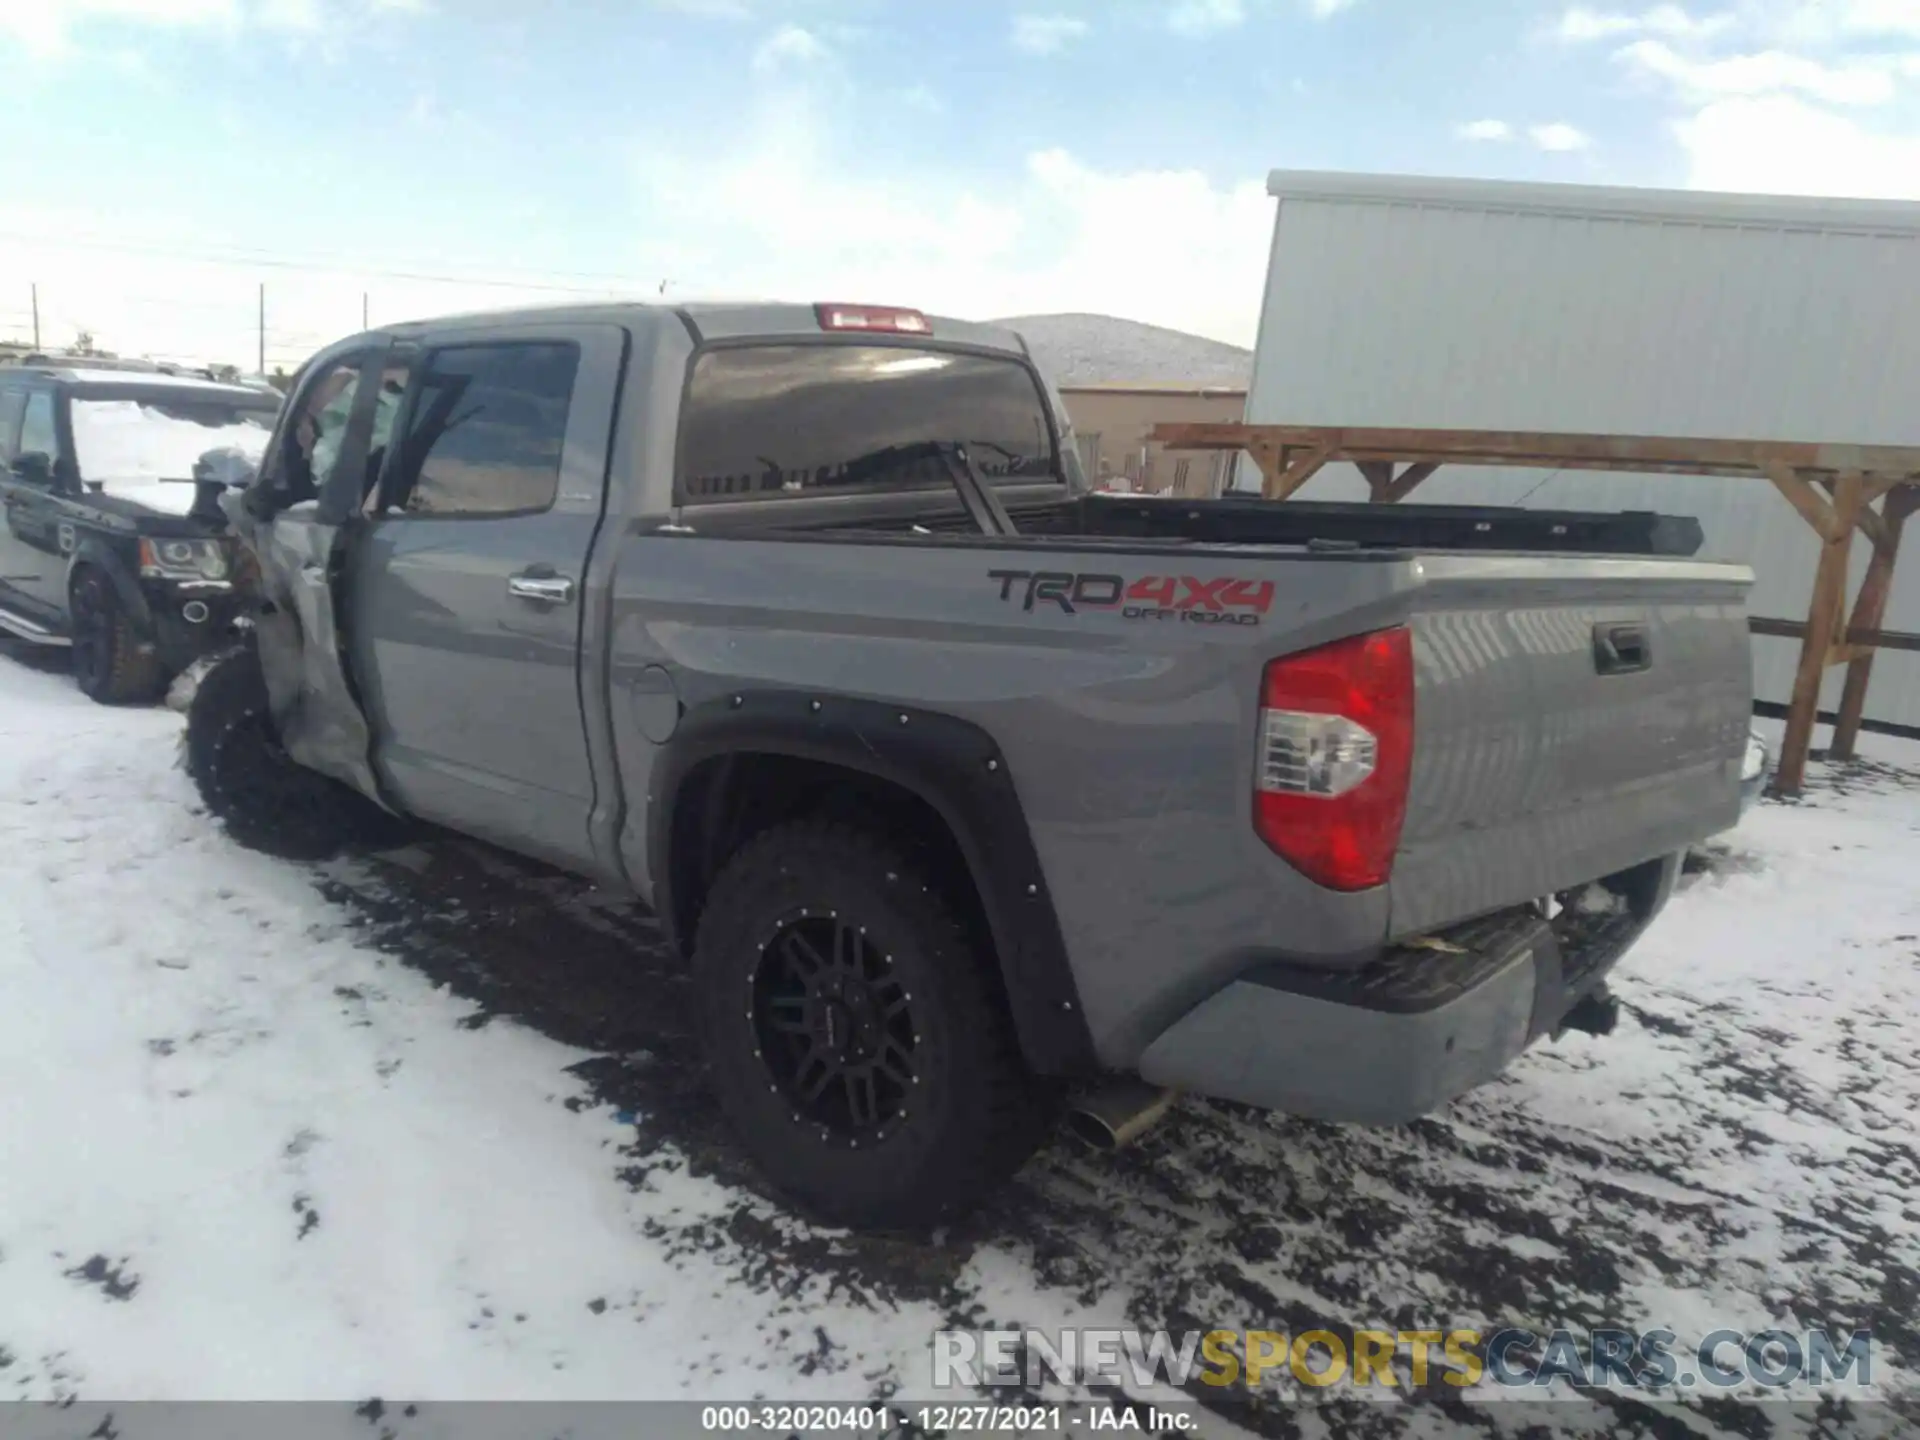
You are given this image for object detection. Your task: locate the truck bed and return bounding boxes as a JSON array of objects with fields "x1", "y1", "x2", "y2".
[{"x1": 620, "y1": 491, "x2": 1753, "y2": 1064}]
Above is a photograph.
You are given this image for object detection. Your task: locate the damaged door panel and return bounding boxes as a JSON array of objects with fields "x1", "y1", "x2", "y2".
[{"x1": 222, "y1": 339, "x2": 394, "y2": 808}]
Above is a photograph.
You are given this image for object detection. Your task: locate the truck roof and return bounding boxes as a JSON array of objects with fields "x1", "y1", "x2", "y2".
[{"x1": 372, "y1": 300, "x2": 1035, "y2": 359}]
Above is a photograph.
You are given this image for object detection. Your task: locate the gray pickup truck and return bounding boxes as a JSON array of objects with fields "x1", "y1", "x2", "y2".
[{"x1": 182, "y1": 300, "x2": 1754, "y2": 1229}]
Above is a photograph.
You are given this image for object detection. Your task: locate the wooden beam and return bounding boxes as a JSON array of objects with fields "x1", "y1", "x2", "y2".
[
  {"x1": 1775, "y1": 471, "x2": 1863, "y2": 795},
  {"x1": 1818, "y1": 478, "x2": 1895, "y2": 554},
  {"x1": 1854, "y1": 502, "x2": 1893, "y2": 556},
  {"x1": 1832, "y1": 492, "x2": 1911, "y2": 759},
  {"x1": 1767, "y1": 466, "x2": 1838, "y2": 541},
  {"x1": 1146, "y1": 421, "x2": 1920, "y2": 479},
  {"x1": 1356, "y1": 460, "x2": 1393, "y2": 501},
  {"x1": 1748, "y1": 617, "x2": 1920, "y2": 653},
  {"x1": 1261, "y1": 447, "x2": 1330, "y2": 501},
  {"x1": 1382, "y1": 462, "x2": 1440, "y2": 503}
]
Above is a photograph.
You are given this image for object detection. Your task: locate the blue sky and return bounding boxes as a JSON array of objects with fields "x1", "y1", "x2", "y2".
[{"x1": 3, "y1": 0, "x2": 1919, "y2": 367}]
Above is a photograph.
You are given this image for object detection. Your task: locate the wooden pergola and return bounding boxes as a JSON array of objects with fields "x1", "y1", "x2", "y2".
[{"x1": 1150, "y1": 422, "x2": 1920, "y2": 797}]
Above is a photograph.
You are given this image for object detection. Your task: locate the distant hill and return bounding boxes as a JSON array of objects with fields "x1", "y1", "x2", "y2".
[{"x1": 993, "y1": 313, "x2": 1253, "y2": 389}]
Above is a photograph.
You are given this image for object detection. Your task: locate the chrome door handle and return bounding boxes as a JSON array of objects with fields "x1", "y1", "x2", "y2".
[{"x1": 508, "y1": 572, "x2": 575, "y2": 605}]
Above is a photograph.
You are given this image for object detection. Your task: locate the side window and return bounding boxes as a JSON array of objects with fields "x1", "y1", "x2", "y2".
[
  {"x1": 379, "y1": 342, "x2": 579, "y2": 518},
  {"x1": 19, "y1": 392, "x2": 58, "y2": 462},
  {"x1": 0, "y1": 390, "x2": 25, "y2": 463},
  {"x1": 260, "y1": 355, "x2": 371, "y2": 508}
]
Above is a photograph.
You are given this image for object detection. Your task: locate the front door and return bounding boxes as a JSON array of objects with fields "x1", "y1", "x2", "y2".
[{"x1": 345, "y1": 323, "x2": 624, "y2": 872}]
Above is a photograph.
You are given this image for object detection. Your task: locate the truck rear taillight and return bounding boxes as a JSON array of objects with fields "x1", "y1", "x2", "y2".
[
  {"x1": 1253, "y1": 626, "x2": 1414, "y2": 892},
  {"x1": 814, "y1": 303, "x2": 931, "y2": 335}
]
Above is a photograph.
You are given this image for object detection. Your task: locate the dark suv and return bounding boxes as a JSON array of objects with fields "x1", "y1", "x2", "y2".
[{"x1": 0, "y1": 365, "x2": 281, "y2": 702}]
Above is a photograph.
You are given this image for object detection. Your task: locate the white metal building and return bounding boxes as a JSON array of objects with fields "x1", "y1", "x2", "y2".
[{"x1": 1241, "y1": 169, "x2": 1920, "y2": 728}]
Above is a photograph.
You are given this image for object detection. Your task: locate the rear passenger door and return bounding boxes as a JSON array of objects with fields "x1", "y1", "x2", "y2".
[
  {"x1": 347, "y1": 323, "x2": 626, "y2": 871},
  {"x1": 0, "y1": 388, "x2": 73, "y2": 613}
]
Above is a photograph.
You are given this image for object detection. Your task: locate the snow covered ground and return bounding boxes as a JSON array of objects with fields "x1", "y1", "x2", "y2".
[{"x1": 2, "y1": 641, "x2": 1917, "y2": 1437}]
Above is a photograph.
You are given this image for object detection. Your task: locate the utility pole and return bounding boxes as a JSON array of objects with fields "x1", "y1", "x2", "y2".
[
  {"x1": 362, "y1": 292, "x2": 369, "y2": 331},
  {"x1": 30, "y1": 283, "x2": 40, "y2": 349},
  {"x1": 257, "y1": 282, "x2": 265, "y2": 375}
]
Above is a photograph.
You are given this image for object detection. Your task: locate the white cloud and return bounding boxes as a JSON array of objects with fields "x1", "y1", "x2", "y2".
[
  {"x1": 0, "y1": 0, "x2": 231, "y2": 55},
  {"x1": 627, "y1": 95, "x2": 1274, "y2": 346},
  {"x1": 0, "y1": 0, "x2": 421, "y2": 55},
  {"x1": 1619, "y1": 37, "x2": 1899, "y2": 102},
  {"x1": 1010, "y1": 13, "x2": 1089, "y2": 54},
  {"x1": 1457, "y1": 118, "x2": 1514, "y2": 140},
  {"x1": 1163, "y1": 0, "x2": 1355, "y2": 34},
  {"x1": 1838, "y1": 0, "x2": 1920, "y2": 35},
  {"x1": 1166, "y1": 0, "x2": 1245, "y2": 35},
  {"x1": 1530, "y1": 121, "x2": 1594, "y2": 149},
  {"x1": 256, "y1": 0, "x2": 323, "y2": 29},
  {"x1": 652, "y1": 0, "x2": 752, "y2": 15},
  {"x1": 1769, "y1": 0, "x2": 1920, "y2": 41},
  {"x1": 1557, "y1": 4, "x2": 1733, "y2": 42},
  {"x1": 750, "y1": 23, "x2": 825, "y2": 73},
  {"x1": 1678, "y1": 92, "x2": 1920, "y2": 195}
]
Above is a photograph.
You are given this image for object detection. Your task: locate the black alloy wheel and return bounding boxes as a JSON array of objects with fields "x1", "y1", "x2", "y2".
[
  {"x1": 68, "y1": 568, "x2": 163, "y2": 704},
  {"x1": 752, "y1": 911, "x2": 919, "y2": 1144}
]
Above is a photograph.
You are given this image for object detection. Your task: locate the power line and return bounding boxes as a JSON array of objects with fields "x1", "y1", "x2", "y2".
[{"x1": 0, "y1": 229, "x2": 660, "y2": 297}]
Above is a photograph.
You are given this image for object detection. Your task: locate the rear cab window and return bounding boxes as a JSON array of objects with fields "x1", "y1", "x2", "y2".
[{"x1": 676, "y1": 344, "x2": 1062, "y2": 506}]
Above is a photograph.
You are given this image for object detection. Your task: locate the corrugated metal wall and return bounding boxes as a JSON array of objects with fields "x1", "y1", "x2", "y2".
[{"x1": 1243, "y1": 173, "x2": 1920, "y2": 727}]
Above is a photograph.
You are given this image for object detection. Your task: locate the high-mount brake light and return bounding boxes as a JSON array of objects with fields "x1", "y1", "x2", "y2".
[
  {"x1": 1253, "y1": 626, "x2": 1415, "y2": 892},
  {"x1": 814, "y1": 303, "x2": 932, "y2": 335}
]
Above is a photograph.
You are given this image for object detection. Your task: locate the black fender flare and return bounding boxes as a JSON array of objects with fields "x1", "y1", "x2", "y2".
[
  {"x1": 647, "y1": 690, "x2": 1097, "y2": 1077},
  {"x1": 67, "y1": 538, "x2": 154, "y2": 632}
]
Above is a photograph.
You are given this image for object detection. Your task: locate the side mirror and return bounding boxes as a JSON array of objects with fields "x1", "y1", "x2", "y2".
[
  {"x1": 9, "y1": 450, "x2": 54, "y2": 487},
  {"x1": 191, "y1": 446, "x2": 261, "y2": 524},
  {"x1": 193, "y1": 446, "x2": 260, "y2": 490}
]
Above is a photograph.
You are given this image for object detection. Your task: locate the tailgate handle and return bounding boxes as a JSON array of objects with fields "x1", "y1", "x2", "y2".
[{"x1": 1593, "y1": 623, "x2": 1651, "y2": 675}]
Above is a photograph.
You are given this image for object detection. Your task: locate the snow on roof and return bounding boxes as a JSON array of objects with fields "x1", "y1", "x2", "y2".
[{"x1": 55, "y1": 367, "x2": 276, "y2": 398}]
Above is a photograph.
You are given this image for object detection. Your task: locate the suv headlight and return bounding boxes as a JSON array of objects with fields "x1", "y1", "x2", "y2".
[{"x1": 138, "y1": 537, "x2": 230, "y2": 582}]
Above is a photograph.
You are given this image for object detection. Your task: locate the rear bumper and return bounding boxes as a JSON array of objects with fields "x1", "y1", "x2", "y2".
[{"x1": 1137, "y1": 852, "x2": 1682, "y2": 1124}]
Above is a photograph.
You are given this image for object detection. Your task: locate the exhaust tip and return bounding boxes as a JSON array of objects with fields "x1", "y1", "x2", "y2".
[
  {"x1": 1065, "y1": 1080, "x2": 1177, "y2": 1154},
  {"x1": 181, "y1": 600, "x2": 211, "y2": 624},
  {"x1": 1065, "y1": 1109, "x2": 1123, "y2": 1152}
]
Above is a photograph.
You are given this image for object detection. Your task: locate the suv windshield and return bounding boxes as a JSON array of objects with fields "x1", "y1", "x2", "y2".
[
  {"x1": 70, "y1": 392, "x2": 279, "y2": 508},
  {"x1": 678, "y1": 344, "x2": 1060, "y2": 503}
]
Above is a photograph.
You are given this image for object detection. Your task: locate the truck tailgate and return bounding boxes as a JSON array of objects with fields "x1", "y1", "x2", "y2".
[{"x1": 1390, "y1": 554, "x2": 1752, "y2": 937}]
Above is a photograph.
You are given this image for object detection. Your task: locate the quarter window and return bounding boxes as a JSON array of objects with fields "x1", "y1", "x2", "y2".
[{"x1": 380, "y1": 342, "x2": 579, "y2": 517}]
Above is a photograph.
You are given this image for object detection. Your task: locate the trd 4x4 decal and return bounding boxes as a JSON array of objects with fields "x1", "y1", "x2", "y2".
[{"x1": 988, "y1": 569, "x2": 1275, "y2": 626}]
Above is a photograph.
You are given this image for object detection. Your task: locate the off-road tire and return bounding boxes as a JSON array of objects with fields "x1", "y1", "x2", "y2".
[
  {"x1": 184, "y1": 641, "x2": 396, "y2": 861},
  {"x1": 693, "y1": 820, "x2": 1057, "y2": 1230},
  {"x1": 69, "y1": 567, "x2": 165, "y2": 705}
]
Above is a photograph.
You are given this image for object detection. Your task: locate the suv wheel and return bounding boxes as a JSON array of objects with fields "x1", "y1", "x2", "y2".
[
  {"x1": 693, "y1": 820, "x2": 1057, "y2": 1230},
  {"x1": 184, "y1": 642, "x2": 399, "y2": 861},
  {"x1": 69, "y1": 568, "x2": 164, "y2": 705}
]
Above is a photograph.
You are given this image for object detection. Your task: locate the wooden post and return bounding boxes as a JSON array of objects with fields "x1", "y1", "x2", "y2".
[
  {"x1": 1774, "y1": 471, "x2": 1863, "y2": 796},
  {"x1": 1831, "y1": 483, "x2": 1916, "y2": 760},
  {"x1": 1259, "y1": 446, "x2": 1330, "y2": 500},
  {"x1": 1382, "y1": 461, "x2": 1439, "y2": 503}
]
